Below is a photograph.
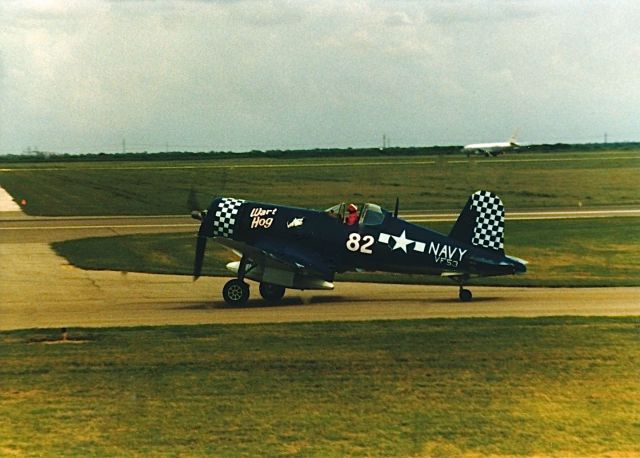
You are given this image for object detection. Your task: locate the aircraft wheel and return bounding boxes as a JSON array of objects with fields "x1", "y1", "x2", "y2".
[
  {"x1": 259, "y1": 282, "x2": 286, "y2": 304},
  {"x1": 223, "y1": 279, "x2": 250, "y2": 306},
  {"x1": 459, "y1": 288, "x2": 472, "y2": 302}
]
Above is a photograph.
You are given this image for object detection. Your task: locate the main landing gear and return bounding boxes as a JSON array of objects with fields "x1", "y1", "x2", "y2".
[
  {"x1": 222, "y1": 256, "x2": 251, "y2": 306},
  {"x1": 259, "y1": 282, "x2": 286, "y2": 304},
  {"x1": 223, "y1": 279, "x2": 250, "y2": 306},
  {"x1": 221, "y1": 256, "x2": 287, "y2": 306},
  {"x1": 222, "y1": 279, "x2": 286, "y2": 306},
  {"x1": 459, "y1": 286, "x2": 473, "y2": 302}
]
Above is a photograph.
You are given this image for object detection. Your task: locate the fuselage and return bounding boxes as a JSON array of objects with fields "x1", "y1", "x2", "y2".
[
  {"x1": 204, "y1": 198, "x2": 526, "y2": 281},
  {"x1": 464, "y1": 142, "x2": 511, "y2": 151},
  {"x1": 463, "y1": 141, "x2": 519, "y2": 157}
]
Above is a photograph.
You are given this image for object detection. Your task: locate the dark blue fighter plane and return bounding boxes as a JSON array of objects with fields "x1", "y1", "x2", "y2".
[{"x1": 192, "y1": 190, "x2": 527, "y2": 306}]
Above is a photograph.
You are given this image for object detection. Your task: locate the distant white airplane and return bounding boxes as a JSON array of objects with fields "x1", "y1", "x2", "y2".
[{"x1": 463, "y1": 133, "x2": 520, "y2": 157}]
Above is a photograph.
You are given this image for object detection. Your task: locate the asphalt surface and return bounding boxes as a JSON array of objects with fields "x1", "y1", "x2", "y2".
[
  {"x1": 1, "y1": 207, "x2": 639, "y2": 330},
  {"x1": 1, "y1": 242, "x2": 639, "y2": 331},
  {"x1": 0, "y1": 214, "x2": 198, "y2": 242}
]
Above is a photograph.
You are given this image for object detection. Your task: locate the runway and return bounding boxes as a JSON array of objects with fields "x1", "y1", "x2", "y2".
[
  {"x1": 0, "y1": 214, "x2": 198, "y2": 242},
  {"x1": 1, "y1": 153, "x2": 637, "y2": 173}
]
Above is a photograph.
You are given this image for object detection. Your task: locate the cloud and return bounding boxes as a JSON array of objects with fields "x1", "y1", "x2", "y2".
[{"x1": 1, "y1": 0, "x2": 639, "y2": 153}]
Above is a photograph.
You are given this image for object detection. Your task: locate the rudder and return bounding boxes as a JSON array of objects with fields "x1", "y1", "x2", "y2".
[{"x1": 449, "y1": 190, "x2": 505, "y2": 253}]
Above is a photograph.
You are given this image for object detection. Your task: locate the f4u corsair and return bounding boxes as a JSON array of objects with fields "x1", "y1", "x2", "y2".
[{"x1": 192, "y1": 191, "x2": 527, "y2": 306}]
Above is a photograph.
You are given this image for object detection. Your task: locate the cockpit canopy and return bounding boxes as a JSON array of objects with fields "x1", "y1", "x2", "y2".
[{"x1": 324, "y1": 202, "x2": 386, "y2": 226}]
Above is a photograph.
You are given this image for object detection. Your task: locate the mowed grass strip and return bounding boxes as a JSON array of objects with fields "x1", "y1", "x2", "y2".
[
  {"x1": 1, "y1": 318, "x2": 639, "y2": 456},
  {"x1": 1, "y1": 151, "x2": 639, "y2": 216},
  {"x1": 52, "y1": 217, "x2": 640, "y2": 286}
]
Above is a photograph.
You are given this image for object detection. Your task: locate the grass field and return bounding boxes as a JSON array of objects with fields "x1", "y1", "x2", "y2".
[
  {"x1": 53, "y1": 217, "x2": 640, "y2": 286},
  {"x1": 2, "y1": 151, "x2": 639, "y2": 216},
  {"x1": 1, "y1": 317, "x2": 639, "y2": 456},
  {"x1": 3, "y1": 150, "x2": 639, "y2": 457}
]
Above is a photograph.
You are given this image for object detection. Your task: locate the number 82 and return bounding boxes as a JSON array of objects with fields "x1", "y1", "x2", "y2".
[{"x1": 346, "y1": 233, "x2": 374, "y2": 254}]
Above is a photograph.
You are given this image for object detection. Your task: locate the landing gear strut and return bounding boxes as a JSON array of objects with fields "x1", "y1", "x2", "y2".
[{"x1": 459, "y1": 286, "x2": 472, "y2": 302}]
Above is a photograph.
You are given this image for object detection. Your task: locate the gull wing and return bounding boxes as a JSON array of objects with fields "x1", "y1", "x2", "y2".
[{"x1": 215, "y1": 237, "x2": 334, "y2": 281}]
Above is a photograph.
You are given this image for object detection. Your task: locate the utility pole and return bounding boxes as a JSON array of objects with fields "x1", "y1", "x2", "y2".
[{"x1": 604, "y1": 132, "x2": 608, "y2": 144}]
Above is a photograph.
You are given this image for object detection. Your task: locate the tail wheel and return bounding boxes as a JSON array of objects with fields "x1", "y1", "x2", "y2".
[
  {"x1": 223, "y1": 279, "x2": 250, "y2": 306},
  {"x1": 259, "y1": 282, "x2": 286, "y2": 304},
  {"x1": 459, "y1": 287, "x2": 472, "y2": 302}
]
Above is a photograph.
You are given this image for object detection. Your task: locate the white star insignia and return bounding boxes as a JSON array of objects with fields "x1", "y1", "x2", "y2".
[{"x1": 391, "y1": 230, "x2": 413, "y2": 253}]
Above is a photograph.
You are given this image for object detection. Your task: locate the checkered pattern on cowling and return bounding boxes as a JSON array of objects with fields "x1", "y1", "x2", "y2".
[
  {"x1": 212, "y1": 197, "x2": 244, "y2": 238},
  {"x1": 470, "y1": 190, "x2": 504, "y2": 251}
]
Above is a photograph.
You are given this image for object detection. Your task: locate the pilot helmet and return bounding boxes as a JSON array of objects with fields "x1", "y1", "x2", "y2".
[{"x1": 347, "y1": 203, "x2": 358, "y2": 213}]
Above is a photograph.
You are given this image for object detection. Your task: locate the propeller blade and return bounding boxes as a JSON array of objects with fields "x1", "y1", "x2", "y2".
[
  {"x1": 192, "y1": 196, "x2": 222, "y2": 280},
  {"x1": 187, "y1": 186, "x2": 201, "y2": 212},
  {"x1": 193, "y1": 203, "x2": 214, "y2": 280},
  {"x1": 393, "y1": 197, "x2": 400, "y2": 218},
  {"x1": 193, "y1": 235, "x2": 207, "y2": 280}
]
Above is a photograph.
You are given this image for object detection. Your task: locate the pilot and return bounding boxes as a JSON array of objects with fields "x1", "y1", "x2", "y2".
[{"x1": 345, "y1": 203, "x2": 359, "y2": 225}]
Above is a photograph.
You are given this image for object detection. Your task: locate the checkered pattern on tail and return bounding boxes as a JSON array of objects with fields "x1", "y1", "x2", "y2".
[
  {"x1": 470, "y1": 191, "x2": 504, "y2": 251},
  {"x1": 213, "y1": 198, "x2": 244, "y2": 238}
]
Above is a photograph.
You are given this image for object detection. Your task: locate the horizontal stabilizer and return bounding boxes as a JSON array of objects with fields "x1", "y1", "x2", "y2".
[{"x1": 440, "y1": 272, "x2": 465, "y2": 278}]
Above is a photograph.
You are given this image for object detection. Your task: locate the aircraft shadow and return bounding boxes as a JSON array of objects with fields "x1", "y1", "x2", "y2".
[
  {"x1": 429, "y1": 296, "x2": 503, "y2": 304},
  {"x1": 170, "y1": 296, "x2": 348, "y2": 310},
  {"x1": 169, "y1": 294, "x2": 503, "y2": 310}
]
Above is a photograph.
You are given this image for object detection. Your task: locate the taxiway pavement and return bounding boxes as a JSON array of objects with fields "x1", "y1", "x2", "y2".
[
  {"x1": 2, "y1": 208, "x2": 639, "y2": 331},
  {"x1": 1, "y1": 241, "x2": 639, "y2": 331}
]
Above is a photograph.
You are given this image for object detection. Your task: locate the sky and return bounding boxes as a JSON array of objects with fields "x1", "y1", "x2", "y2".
[{"x1": 1, "y1": 0, "x2": 639, "y2": 154}]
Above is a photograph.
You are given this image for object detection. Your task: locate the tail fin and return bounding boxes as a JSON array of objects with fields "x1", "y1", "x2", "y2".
[
  {"x1": 449, "y1": 190, "x2": 505, "y2": 253},
  {"x1": 509, "y1": 129, "x2": 520, "y2": 147}
]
